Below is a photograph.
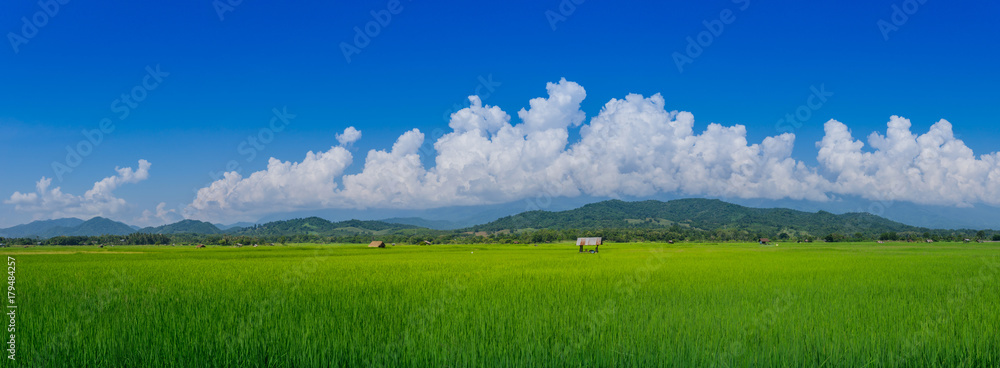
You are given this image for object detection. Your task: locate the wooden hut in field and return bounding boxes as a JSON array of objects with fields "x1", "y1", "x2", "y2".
[
  {"x1": 759, "y1": 238, "x2": 770, "y2": 245},
  {"x1": 576, "y1": 237, "x2": 602, "y2": 253},
  {"x1": 368, "y1": 241, "x2": 386, "y2": 248}
]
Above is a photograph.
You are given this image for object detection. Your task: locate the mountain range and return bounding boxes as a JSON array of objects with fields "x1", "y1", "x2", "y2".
[
  {"x1": 0, "y1": 198, "x2": 969, "y2": 239},
  {"x1": 469, "y1": 199, "x2": 924, "y2": 236},
  {"x1": 227, "y1": 217, "x2": 421, "y2": 237},
  {"x1": 138, "y1": 220, "x2": 223, "y2": 235},
  {"x1": 0, "y1": 217, "x2": 135, "y2": 238}
]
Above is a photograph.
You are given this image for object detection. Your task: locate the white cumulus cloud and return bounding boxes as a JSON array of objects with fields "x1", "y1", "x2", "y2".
[
  {"x1": 336, "y1": 126, "x2": 361, "y2": 146},
  {"x1": 817, "y1": 116, "x2": 1000, "y2": 207},
  {"x1": 6, "y1": 160, "x2": 152, "y2": 220},
  {"x1": 135, "y1": 202, "x2": 184, "y2": 227},
  {"x1": 555, "y1": 93, "x2": 829, "y2": 201},
  {"x1": 183, "y1": 79, "x2": 1000, "y2": 223},
  {"x1": 185, "y1": 145, "x2": 354, "y2": 220}
]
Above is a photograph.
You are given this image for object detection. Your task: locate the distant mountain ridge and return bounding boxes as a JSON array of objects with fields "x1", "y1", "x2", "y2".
[
  {"x1": 0, "y1": 218, "x2": 85, "y2": 238},
  {"x1": 380, "y1": 217, "x2": 466, "y2": 230},
  {"x1": 0, "y1": 217, "x2": 136, "y2": 238},
  {"x1": 468, "y1": 199, "x2": 924, "y2": 236},
  {"x1": 213, "y1": 222, "x2": 256, "y2": 231},
  {"x1": 138, "y1": 220, "x2": 222, "y2": 234},
  {"x1": 227, "y1": 217, "x2": 422, "y2": 237},
  {"x1": 0, "y1": 216, "x2": 425, "y2": 239},
  {"x1": 67, "y1": 217, "x2": 137, "y2": 237},
  {"x1": 0, "y1": 198, "x2": 954, "y2": 240}
]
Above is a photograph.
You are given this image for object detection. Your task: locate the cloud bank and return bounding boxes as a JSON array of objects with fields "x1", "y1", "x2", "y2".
[
  {"x1": 6, "y1": 160, "x2": 152, "y2": 221},
  {"x1": 9, "y1": 80, "x2": 996, "y2": 226},
  {"x1": 182, "y1": 79, "x2": 1000, "y2": 223},
  {"x1": 818, "y1": 117, "x2": 1000, "y2": 207}
]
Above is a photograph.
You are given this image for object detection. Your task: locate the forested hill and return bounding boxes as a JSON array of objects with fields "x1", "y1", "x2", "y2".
[
  {"x1": 226, "y1": 217, "x2": 421, "y2": 237},
  {"x1": 468, "y1": 199, "x2": 924, "y2": 236},
  {"x1": 1, "y1": 217, "x2": 137, "y2": 238},
  {"x1": 138, "y1": 220, "x2": 222, "y2": 234},
  {"x1": 0, "y1": 218, "x2": 85, "y2": 238},
  {"x1": 6, "y1": 199, "x2": 983, "y2": 245}
]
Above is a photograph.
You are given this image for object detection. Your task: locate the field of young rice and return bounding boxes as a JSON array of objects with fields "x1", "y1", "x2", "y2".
[{"x1": 5, "y1": 242, "x2": 1000, "y2": 367}]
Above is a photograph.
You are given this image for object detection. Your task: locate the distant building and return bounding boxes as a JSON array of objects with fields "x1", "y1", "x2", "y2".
[
  {"x1": 369, "y1": 241, "x2": 386, "y2": 248},
  {"x1": 759, "y1": 238, "x2": 770, "y2": 245}
]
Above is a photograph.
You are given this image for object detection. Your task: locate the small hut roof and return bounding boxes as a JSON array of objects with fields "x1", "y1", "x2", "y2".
[
  {"x1": 576, "y1": 237, "x2": 602, "y2": 246},
  {"x1": 369, "y1": 241, "x2": 386, "y2": 248}
]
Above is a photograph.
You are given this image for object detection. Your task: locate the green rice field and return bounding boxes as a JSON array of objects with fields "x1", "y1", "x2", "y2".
[{"x1": 5, "y1": 242, "x2": 1000, "y2": 367}]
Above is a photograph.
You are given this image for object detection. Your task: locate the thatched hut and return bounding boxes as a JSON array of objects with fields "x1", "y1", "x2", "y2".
[
  {"x1": 369, "y1": 241, "x2": 386, "y2": 248},
  {"x1": 577, "y1": 237, "x2": 602, "y2": 253}
]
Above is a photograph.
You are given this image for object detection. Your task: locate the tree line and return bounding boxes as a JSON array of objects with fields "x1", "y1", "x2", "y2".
[{"x1": 3, "y1": 227, "x2": 999, "y2": 246}]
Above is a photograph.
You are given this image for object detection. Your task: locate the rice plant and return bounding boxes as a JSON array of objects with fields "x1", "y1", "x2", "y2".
[{"x1": 5, "y1": 242, "x2": 999, "y2": 367}]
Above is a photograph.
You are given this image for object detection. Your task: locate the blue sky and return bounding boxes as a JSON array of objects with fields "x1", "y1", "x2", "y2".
[{"x1": 2, "y1": 0, "x2": 999, "y2": 228}]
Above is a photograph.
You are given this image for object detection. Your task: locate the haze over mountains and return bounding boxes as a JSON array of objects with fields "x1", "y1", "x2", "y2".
[
  {"x1": 470, "y1": 199, "x2": 923, "y2": 236},
  {"x1": 0, "y1": 217, "x2": 136, "y2": 238},
  {"x1": 0, "y1": 198, "x2": 966, "y2": 239}
]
